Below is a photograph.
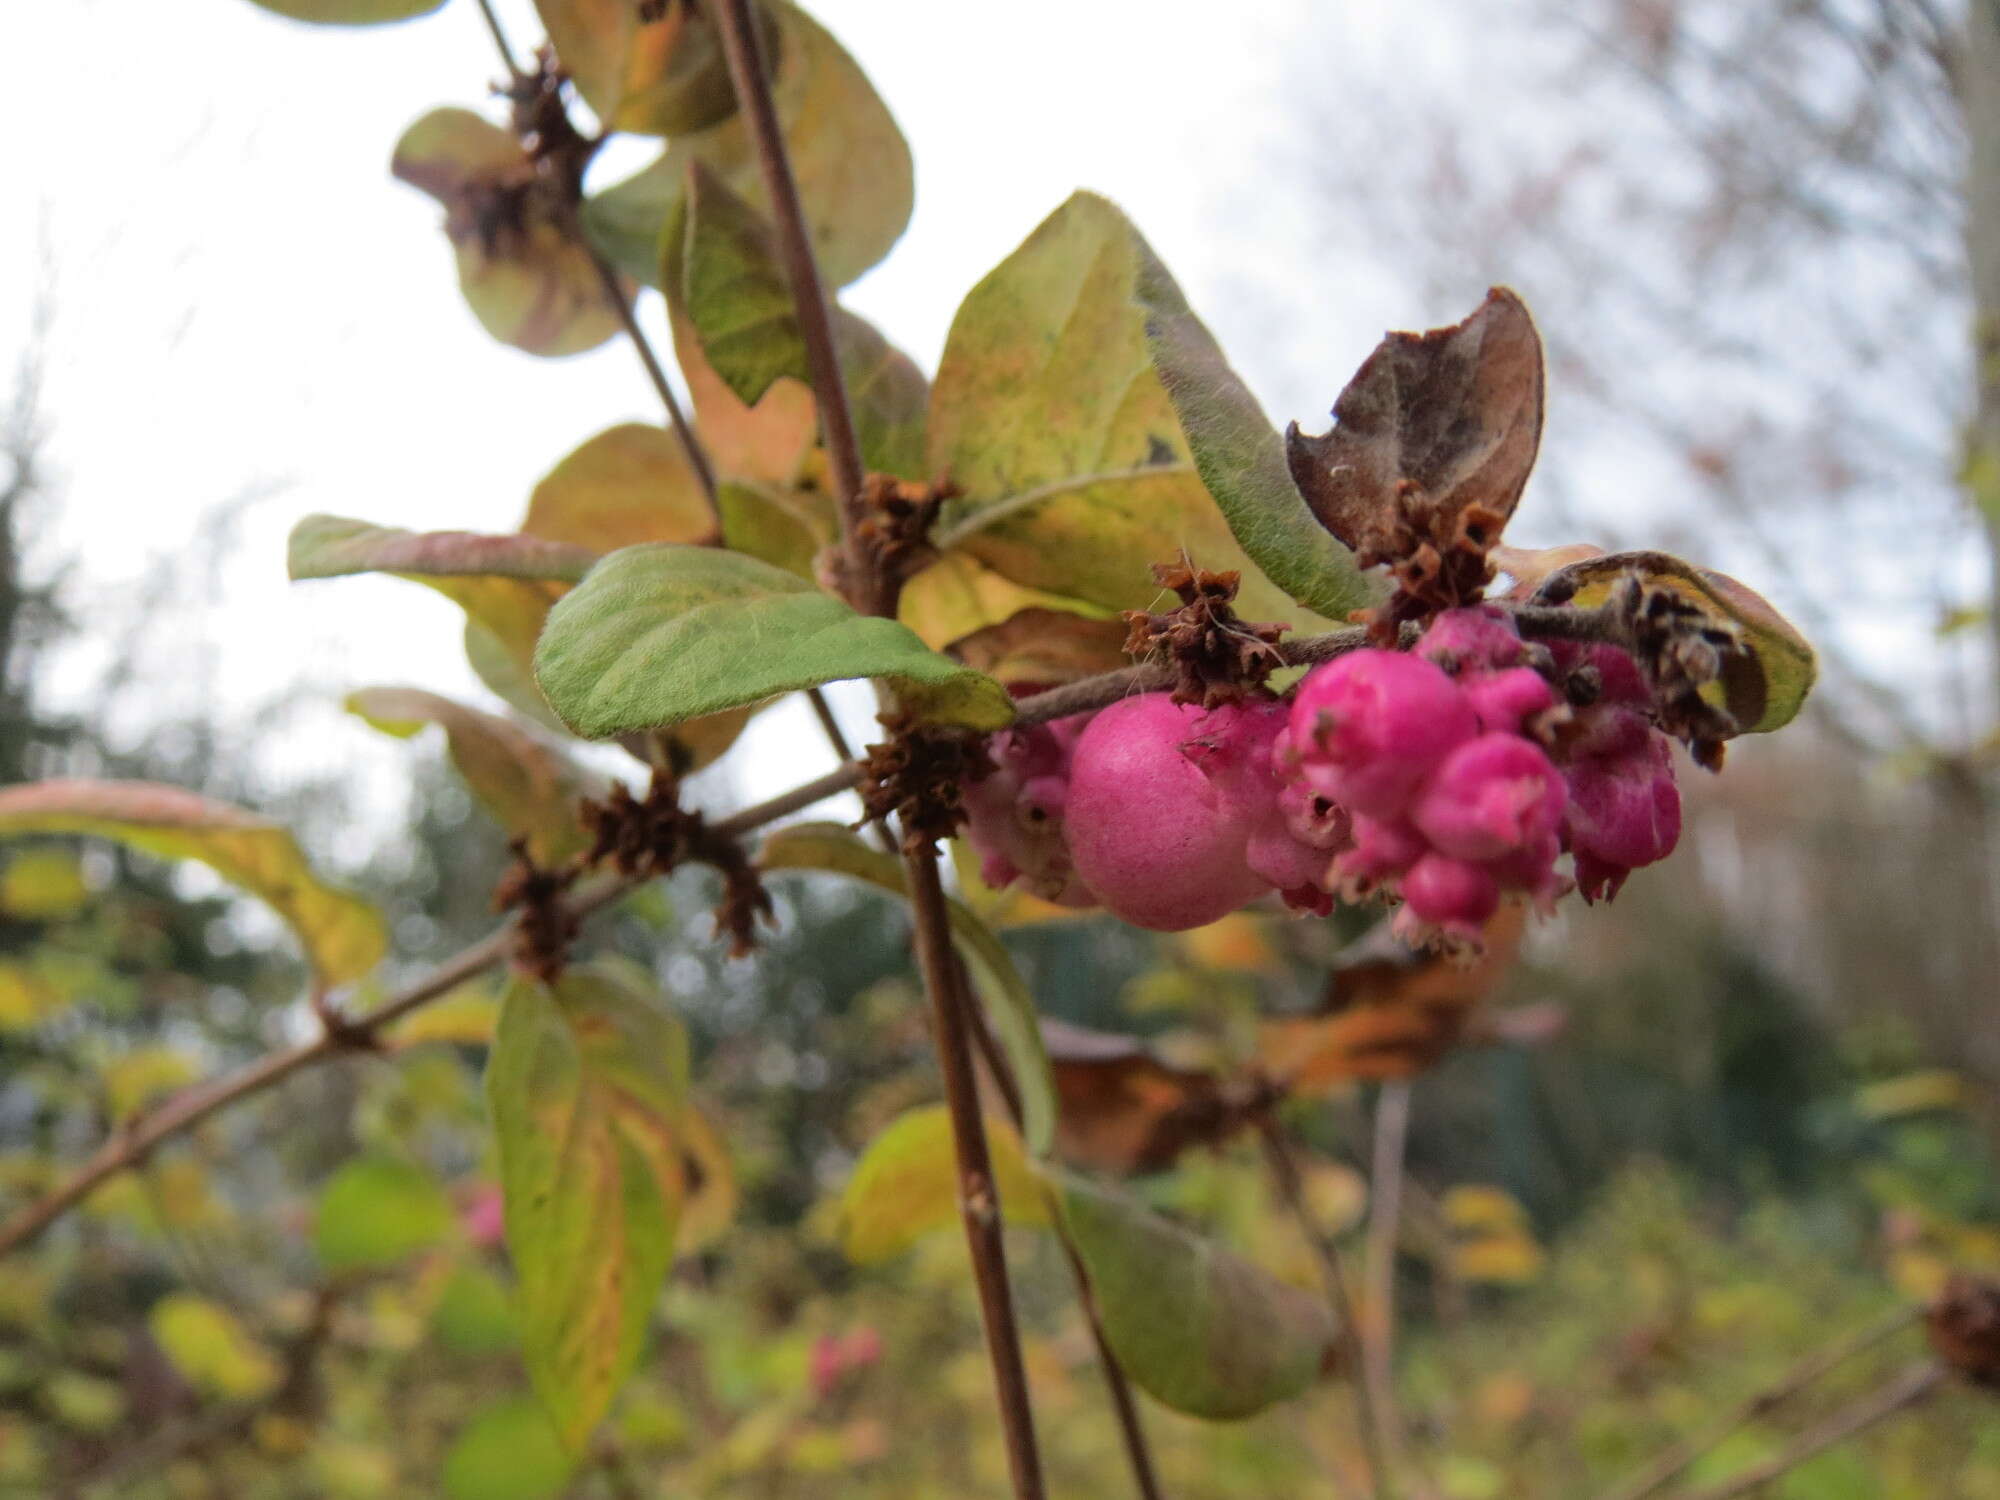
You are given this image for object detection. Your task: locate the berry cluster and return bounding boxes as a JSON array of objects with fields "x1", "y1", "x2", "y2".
[{"x1": 960, "y1": 606, "x2": 1683, "y2": 942}]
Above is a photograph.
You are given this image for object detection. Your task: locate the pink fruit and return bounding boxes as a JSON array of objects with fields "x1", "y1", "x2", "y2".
[
  {"x1": 1288, "y1": 651, "x2": 1477, "y2": 817},
  {"x1": 1065, "y1": 695, "x2": 1280, "y2": 930},
  {"x1": 1416, "y1": 605, "x2": 1531, "y2": 675},
  {"x1": 1400, "y1": 852, "x2": 1501, "y2": 939},
  {"x1": 1563, "y1": 729, "x2": 1681, "y2": 902},
  {"x1": 1332, "y1": 815, "x2": 1428, "y2": 891},
  {"x1": 1411, "y1": 733, "x2": 1566, "y2": 862},
  {"x1": 1464, "y1": 666, "x2": 1559, "y2": 735},
  {"x1": 960, "y1": 715, "x2": 1098, "y2": 907}
]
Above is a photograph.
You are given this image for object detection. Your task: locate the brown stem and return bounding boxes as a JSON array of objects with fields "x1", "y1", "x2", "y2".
[
  {"x1": 711, "y1": 0, "x2": 868, "y2": 542},
  {"x1": 1013, "y1": 626, "x2": 1373, "y2": 727},
  {"x1": 1594, "y1": 1304, "x2": 1922, "y2": 1500},
  {"x1": 902, "y1": 848, "x2": 1046, "y2": 1500},
  {"x1": 964, "y1": 985, "x2": 1165, "y2": 1500},
  {"x1": 586, "y1": 249, "x2": 722, "y2": 519},
  {"x1": 472, "y1": 0, "x2": 523, "y2": 78},
  {"x1": 1363, "y1": 1081, "x2": 1417, "y2": 1492},
  {"x1": 1679, "y1": 1361, "x2": 1945, "y2": 1500},
  {"x1": 1259, "y1": 1121, "x2": 1392, "y2": 1500},
  {"x1": 0, "y1": 765, "x2": 865, "y2": 1260}
]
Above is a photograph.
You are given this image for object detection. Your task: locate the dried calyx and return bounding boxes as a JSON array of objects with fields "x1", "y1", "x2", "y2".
[
  {"x1": 861, "y1": 713, "x2": 993, "y2": 854},
  {"x1": 579, "y1": 772, "x2": 772, "y2": 957},
  {"x1": 1120, "y1": 559, "x2": 1287, "y2": 708},
  {"x1": 819, "y1": 475, "x2": 960, "y2": 618}
]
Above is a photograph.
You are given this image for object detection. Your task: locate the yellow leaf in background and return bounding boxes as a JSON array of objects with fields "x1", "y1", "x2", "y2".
[
  {"x1": 0, "y1": 850, "x2": 89, "y2": 921},
  {"x1": 149, "y1": 1294, "x2": 282, "y2": 1402},
  {"x1": 385, "y1": 986, "x2": 501, "y2": 1049},
  {"x1": 1856, "y1": 1069, "x2": 1964, "y2": 1120},
  {"x1": 1177, "y1": 912, "x2": 1279, "y2": 974},
  {"x1": 839, "y1": 1106, "x2": 1048, "y2": 1265},
  {"x1": 104, "y1": 1047, "x2": 199, "y2": 1119},
  {"x1": 1472, "y1": 1371, "x2": 1537, "y2": 1427},
  {"x1": 1451, "y1": 1232, "x2": 1546, "y2": 1286},
  {"x1": 1887, "y1": 1247, "x2": 1951, "y2": 1302},
  {"x1": 1303, "y1": 1162, "x2": 1369, "y2": 1236},
  {"x1": 1442, "y1": 1184, "x2": 1533, "y2": 1235},
  {"x1": 0, "y1": 964, "x2": 60, "y2": 1034}
]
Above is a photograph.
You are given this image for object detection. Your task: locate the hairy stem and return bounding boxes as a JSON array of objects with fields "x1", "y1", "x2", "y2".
[
  {"x1": 1680, "y1": 1361, "x2": 1945, "y2": 1500},
  {"x1": 903, "y1": 850, "x2": 1046, "y2": 1500},
  {"x1": 1594, "y1": 1304, "x2": 1922, "y2": 1500},
  {"x1": 1260, "y1": 1121, "x2": 1393, "y2": 1500}
]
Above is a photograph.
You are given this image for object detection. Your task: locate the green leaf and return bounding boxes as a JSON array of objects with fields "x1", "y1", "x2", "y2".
[
  {"x1": 393, "y1": 107, "x2": 622, "y2": 358},
  {"x1": 673, "y1": 167, "x2": 927, "y2": 478},
  {"x1": 580, "y1": 3, "x2": 911, "y2": 290},
  {"x1": 836, "y1": 1104, "x2": 1050, "y2": 1265},
  {"x1": 245, "y1": 0, "x2": 443, "y2": 22},
  {"x1": 533, "y1": 545, "x2": 1014, "y2": 738},
  {"x1": 487, "y1": 968, "x2": 689, "y2": 1451},
  {"x1": 314, "y1": 1154, "x2": 454, "y2": 1272},
  {"x1": 348, "y1": 687, "x2": 600, "y2": 864},
  {"x1": 759, "y1": 823, "x2": 1055, "y2": 1155},
  {"x1": 0, "y1": 850, "x2": 90, "y2": 921},
  {"x1": 1131, "y1": 232, "x2": 1378, "y2": 620},
  {"x1": 716, "y1": 478, "x2": 832, "y2": 580},
  {"x1": 927, "y1": 191, "x2": 1327, "y2": 628},
  {"x1": 524, "y1": 423, "x2": 719, "y2": 554},
  {"x1": 148, "y1": 1294, "x2": 282, "y2": 1402},
  {"x1": 442, "y1": 1396, "x2": 574, "y2": 1500},
  {"x1": 1536, "y1": 550, "x2": 1817, "y2": 734},
  {"x1": 1055, "y1": 1174, "x2": 1337, "y2": 1420},
  {"x1": 533, "y1": 0, "x2": 759, "y2": 137},
  {"x1": 0, "y1": 780, "x2": 386, "y2": 989},
  {"x1": 434, "y1": 1264, "x2": 520, "y2": 1357}
]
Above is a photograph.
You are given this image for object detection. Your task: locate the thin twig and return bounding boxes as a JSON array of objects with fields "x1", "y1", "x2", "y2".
[
  {"x1": 585, "y1": 249, "x2": 722, "y2": 518},
  {"x1": 1678, "y1": 1361, "x2": 1946, "y2": 1500},
  {"x1": 1595, "y1": 1304, "x2": 1923, "y2": 1500},
  {"x1": 1013, "y1": 626, "x2": 1373, "y2": 726},
  {"x1": 1363, "y1": 1081, "x2": 1416, "y2": 1490},
  {"x1": 711, "y1": 0, "x2": 868, "y2": 541},
  {"x1": 472, "y1": 0, "x2": 522, "y2": 78},
  {"x1": 0, "y1": 767, "x2": 865, "y2": 1260},
  {"x1": 903, "y1": 850, "x2": 1047, "y2": 1500},
  {"x1": 1259, "y1": 1120, "x2": 1393, "y2": 1500}
]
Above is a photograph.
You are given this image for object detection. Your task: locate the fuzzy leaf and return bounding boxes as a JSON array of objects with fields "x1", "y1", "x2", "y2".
[
  {"x1": 393, "y1": 107, "x2": 622, "y2": 358},
  {"x1": 673, "y1": 168, "x2": 926, "y2": 477},
  {"x1": 0, "y1": 780, "x2": 386, "y2": 989},
  {"x1": 523, "y1": 423, "x2": 719, "y2": 554},
  {"x1": 347, "y1": 688, "x2": 600, "y2": 863},
  {"x1": 759, "y1": 823, "x2": 1056, "y2": 1155},
  {"x1": 288, "y1": 515, "x2": 598, "y2": 586},
  {"x1": 580, "y1": 3, "x2": 910, "y2": 290},
  {"x1": 487, "y1": 968, "x2": 689, "y2": 1452},
  {"x1": 837, "y1": 1105, "x2": 1050, "y2": 1265},
  {"x1": 1536, "y1": 550, "x2": 1817, "y2": 734},
  {"x1": 928, "y1": 192, "x2": 1318, "y2": 626},
  {"x1": 1133, "y1": 234, "x2": 1378, "y2": 619},
  {"x1": 1055, "y1": 1173, "x2": 1337, "y2": 1420},
  {"x1": 1285, "y1": 287, "x2": 1545, "y2": 551},
  {"x1": 533, "y1": 545, "x2": 1013, "y2": 737},
  {"x1": 533, "y1": 0, "x2": 758, "y2": 137},
  {"x1": 245, "y1": 0, "x2": 443, "y2": 21}
]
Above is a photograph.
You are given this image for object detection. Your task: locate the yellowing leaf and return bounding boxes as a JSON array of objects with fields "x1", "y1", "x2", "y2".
[
  {"x1": 0, "y1": 780, "x2": 387, "y2": 989},
  {"x1": 347, "y1": 688, "x2": 600, "y2": 864},
  {"x1": 1856, "y1": 1069, "x2": 1965, "y2": 1121},
  {"x1": 534, "y1": 0, "x2": 753, "y2": 137},
  {"x1": 0, "y1": 851, "x2": 89, "y2": 921},
  {"x1": 0, "y1": 964, "x2": 63, "y2": 1034},
  {"x1": 385, "y1": 986, "x2": 501, "y2": 1049},
  {"x1": 104, "y1": 1048, "x2": 199, "y2": 1119},
  {"x1": 487, "y1": 968, "x2": 689, "y2": 1451},
  {"x1": 245, "y1": 0, "x2": 443, "y2": 21},
  {"x1": 838, "y1": 1105, "x2": 1048, "y2": 1265},
  {"x1": 149, "y1": 1294, "x2": 282, "y2": 1402},
  {"x1": 393, "y1": 107, "x2": 622, "y2": 358},
  {"x1": 524, "y1": 423, "x2": 718, "y2": 554}
]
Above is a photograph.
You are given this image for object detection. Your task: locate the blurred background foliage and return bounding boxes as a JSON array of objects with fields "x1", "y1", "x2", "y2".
[{"x1": 3, "y1": 0, "x2": 2000, "y2": 1494}]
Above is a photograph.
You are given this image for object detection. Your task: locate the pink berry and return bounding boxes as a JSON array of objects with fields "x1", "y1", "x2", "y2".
[
  {"x1": 1288, "y1": 651, "x2": 1477, "y2": 817},
  {"x1": 1331, "y1": 814, "x2": 1427, "y2": 892},
  {"x1": 1411, "y1": 732, "x2": 1566, "y2": 861},
  {"x1": 960, "y1": 716, "x2": 1098, "y2": 907},
  {"x1": 1464, "y1": 667, "x2": 1559, "y2": 735},
  {"x1": 1065, "y1": 695, "x2": 1273, "y2": 930},
  {"x1": 1563, "y1": 730, "x2": 1681, "y2": 902},
  {"x1": 1417, "y1": 605, "x2": 1530, "y2": 675},
  {"x1": 1400, "y1": 852, "x2": 1501, "y2": 939}
]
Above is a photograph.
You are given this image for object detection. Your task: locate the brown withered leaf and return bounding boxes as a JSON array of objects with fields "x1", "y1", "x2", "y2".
[
  {"x1": 1258, "y1": 905, "x2": 1525, "y2": 1090},
  {"x1": 1042, "y1": 1019, "x2": 1271, "y2": 1174},
  {"x1": 949, "y1": 609, "x2": 1131, "y2": 694},
  {"x1": 1285, "y1": 288, "x2": 1545, "y2": 555},
  {"x1": 1928, "y1": 1274, "x2": 2000, "y2": 1388}
]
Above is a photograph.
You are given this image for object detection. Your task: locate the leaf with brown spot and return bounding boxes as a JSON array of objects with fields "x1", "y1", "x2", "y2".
[
  {"x1": 1041, "y1": 1019, "x2": 1264, "y2": 1174},
  {"x1": 534, "y1": 0, "x2": 766, "y2": 138},
  {"x1": 897, "y1": 550, "x2": 1119, "y2": 662},
  {"x1": 944, "y1": 608, "x2": 1131, "y2": 693},
  {"x1": 1259, "y1": 906, "x2": 1525, "y2": 1090},
  {"x1": 1285, "y1": 287, "x2": 1545, "y2": 553},
  {"x1": 487, "y1": 965, "x2": 689, "y2": 1452},
  {"x1": 1534, "y1": 549, "x2": 1817, "y2": 735},
  {"x1": 0, "y1": 780, "x2": 387, "y2": 990},
  {"x1": 392, "y1": 107, "x2": 622, "y2": 358}
]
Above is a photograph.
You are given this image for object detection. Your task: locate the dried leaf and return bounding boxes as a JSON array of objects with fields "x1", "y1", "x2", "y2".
[
  {"x1": 1041, "y1": 1019, "x2": 1262, "y2": 1174},
  {"x1": 1286, "y1": 288, "x2": 1544, "y2": 554}
]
